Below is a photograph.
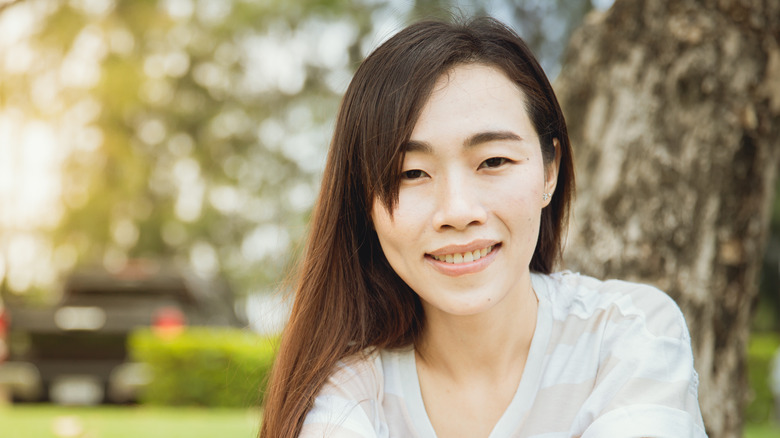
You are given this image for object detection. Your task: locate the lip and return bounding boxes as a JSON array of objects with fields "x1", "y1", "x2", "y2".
[
  {"x1": 427, "y1": 239, "x2": 500, "y2": 256},
  {"x1": 425, "y1": 242, "x2": 501, "y2": 276}
]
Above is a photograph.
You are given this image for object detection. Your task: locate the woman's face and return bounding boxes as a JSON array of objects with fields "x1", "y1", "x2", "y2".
[{"x1": 371, "y1": 63, "x2": 558, "y2": 319}]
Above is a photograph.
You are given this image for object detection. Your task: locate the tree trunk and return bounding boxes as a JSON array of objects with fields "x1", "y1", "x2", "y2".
[{"x1": 554, "y1": 1, "x2": 780, "y2": 437}]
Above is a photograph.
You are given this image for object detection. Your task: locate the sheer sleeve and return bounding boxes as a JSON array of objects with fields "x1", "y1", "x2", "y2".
[
  {"x1": 299, "y1": 352, "x2": 387, "y2": 438},
  {"x1": 579, "y1": 285, "x2": 707, "y2": 438}
]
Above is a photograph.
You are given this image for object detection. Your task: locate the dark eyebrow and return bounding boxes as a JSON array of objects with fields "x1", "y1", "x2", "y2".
[
  {"x1": 403, "y1": 139, "x2": 432, "y2": 153},
  {"x1": 402, "y1": 130, "x2": 524, "y2": 153},
  {"x1": 465, "y1": 131, "x2": 523, "y2": 147}
]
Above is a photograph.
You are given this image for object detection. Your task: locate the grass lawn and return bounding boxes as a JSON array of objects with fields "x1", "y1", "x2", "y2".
[
  {"x1": 745, "y1": 422, "x2": 780, "y2": 438},
  {"x1": 0, "y1": 404, "x2": 260, "y2": 438},
  {"x1": 2, "y1": 403, "x2": 778, "y2": 437}
]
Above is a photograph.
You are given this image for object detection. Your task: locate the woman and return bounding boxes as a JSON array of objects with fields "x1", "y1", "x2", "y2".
[{"x1": 260, "y1": 16, "x2": 707, "y2": 438}]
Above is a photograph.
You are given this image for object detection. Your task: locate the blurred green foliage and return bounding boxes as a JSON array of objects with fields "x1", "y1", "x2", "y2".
[
  {"x1": 0, "y1": 405, "x2": 258, "y2": 438},
  {"x1": 0, "y1": 0, "x2": 598, "y2": 300},
  {"x1": 1, "y1": 0, "x2": 774, "y2": 331},
  {"x1": 129, "y1": 327, "x2": 278, "y2": 407},
  {"x1": 755, "y1": 178, "x2": 780, "y2": 332},
  {"x1": 746, "y1": 332, "x2": 780, "y2": 424}
]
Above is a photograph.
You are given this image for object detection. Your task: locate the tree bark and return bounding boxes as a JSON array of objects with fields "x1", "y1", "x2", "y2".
[{"x1": 555, "y1": 1, "x2": 780, "y2": 437}]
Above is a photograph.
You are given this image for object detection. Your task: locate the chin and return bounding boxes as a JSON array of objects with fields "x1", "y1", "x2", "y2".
[{"x1": 423, "y1": 293, "x2": 504, "y2": 317}]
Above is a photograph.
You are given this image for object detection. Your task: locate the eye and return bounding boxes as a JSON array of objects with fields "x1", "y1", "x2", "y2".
[
  {"x1": 479, "y1": 157, "x2": 510, "y2": 169},
  {"x1": 401, "y1": 169, "x2": 429, "y2": 180}
]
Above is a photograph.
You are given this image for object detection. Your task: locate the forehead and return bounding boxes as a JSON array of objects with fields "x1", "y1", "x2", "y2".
[
  {"x1": 432, "y1": 62, "x2": 518, "y2": 93},
  {"x1": 409, "y1": 63, "x2": 533, "y2": 147}
]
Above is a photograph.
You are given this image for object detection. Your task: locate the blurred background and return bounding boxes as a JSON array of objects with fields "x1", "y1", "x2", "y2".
[
  {"x1": 0, "y1": 0, "x2": 777, "y2": 437},
  {"x1": 0, "y1": 0, "x2": 611, "y2": 319}
]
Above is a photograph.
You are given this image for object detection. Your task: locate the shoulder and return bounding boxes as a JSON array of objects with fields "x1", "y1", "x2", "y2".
[
  {"x1": 536, "y1": 272, "x2": 706, "y2": 436},
  {"x1": 316, "y1": 349, "x2": 384, "y2": 404},
  {"x1": 300, "y1": 349, "x2": 386, "y2": 437},
  {"x1": 541, "y1": 271, "x2": 690, "y2": 343}
]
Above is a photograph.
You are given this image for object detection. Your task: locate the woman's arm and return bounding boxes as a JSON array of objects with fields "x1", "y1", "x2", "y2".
[
  {"x1": 579, "y1": 284, "x2": 708, "y2": 438},
  {"x1": 298, "y1": 352, "x2": 385, "y2": 438}
]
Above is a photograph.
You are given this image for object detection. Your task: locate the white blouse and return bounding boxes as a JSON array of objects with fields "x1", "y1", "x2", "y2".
[{"x1": 300, "y1": 272, "x2": 708, "y2": 437}]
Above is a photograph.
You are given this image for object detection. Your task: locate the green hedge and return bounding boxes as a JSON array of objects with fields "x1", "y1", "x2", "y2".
[
  {"x1": 128, "y1": 327, "x2": 780, "y2": 416},
  {"x1": 746, "y1": 332, "x2": 780, "y2": 424},
  {"x1": 128, "y1": 327, "x2": 278, "y2": 407}
]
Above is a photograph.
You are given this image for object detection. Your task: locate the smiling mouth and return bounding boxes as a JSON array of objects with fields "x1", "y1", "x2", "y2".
[{"x1": 430, "y1": 244, "x2": 497, "y2": 264}]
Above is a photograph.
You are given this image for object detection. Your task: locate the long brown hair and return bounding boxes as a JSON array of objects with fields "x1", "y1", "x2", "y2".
[{"x1": 259, "y1": 16, "x2": 574, "y2": 437}]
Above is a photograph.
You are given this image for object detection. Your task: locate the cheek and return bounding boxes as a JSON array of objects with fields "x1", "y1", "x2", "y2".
[
  {"x1": 374, "y1": 191, "x2": 427, "y2": 234},
  {"x1": 371, "y1": 204, "x2": 393, "y2": 245},
  {"x1": 491, "y1": 184, "x2": 539, "y2": 214},
  {"x1": 490, "y1": 184, "x2": 543, "y2": 240},
  {"x1": 371, "y1": 210, "x2": 418, "y2": 286},
  {"x1": 371, "y1": 203, "x2": 411, "y2": 261}
]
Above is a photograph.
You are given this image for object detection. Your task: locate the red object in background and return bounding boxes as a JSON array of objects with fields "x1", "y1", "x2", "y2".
[
  {"x1": 152, "y1": 307, "x2": 185, "y2": 339},
  {"x1": 0, "y1": 308, "x2": 7, "y2": 336},
  {"x1": 0, "y1": 307, "x2": 8, "y2": 362}
]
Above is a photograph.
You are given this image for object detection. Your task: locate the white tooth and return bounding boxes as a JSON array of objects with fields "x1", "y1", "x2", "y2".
[
  {"x1": 463, "y1": 252, "x2": 473, "y2": 262},
  {"x1": 472, "y1": 250, "x2": 481, "y2": 261},
  {"x1": 453, "y1": 253, "x2": 463, "y2": 264},
  {"x1": 480, "y1": 247, "x2": 488, "y2": 257},
  {"x1": 433, "y1": 255, "x2": 441, "y2": 261},
  {"x1": 445, "y1": 254, "x2": 454, "y2": 263}
]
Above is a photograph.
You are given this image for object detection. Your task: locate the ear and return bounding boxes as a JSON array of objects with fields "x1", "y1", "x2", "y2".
[{"x1": 543, "y1": 138, "x2": 561, "y2": 207}]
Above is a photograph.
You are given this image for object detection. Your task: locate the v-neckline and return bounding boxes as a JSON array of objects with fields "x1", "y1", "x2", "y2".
[{"x1": 399, "y1": 273, "x2": 553, "y2": 438}]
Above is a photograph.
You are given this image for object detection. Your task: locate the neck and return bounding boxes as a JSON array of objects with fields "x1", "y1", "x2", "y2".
[{"x1": 415, "y1": 275, "x2": 539, "y2": 383}]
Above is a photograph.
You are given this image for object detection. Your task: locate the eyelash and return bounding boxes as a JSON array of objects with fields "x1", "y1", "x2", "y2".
[
  {"x1": 400, "y1": 157, "x2": 511, "y2": 180},
  {"x1": 401, "y1": 169, "x2": 428, "y2": 180},
  {"x1": 479, "y1": 157, "x2": 510, "y2": 169}
]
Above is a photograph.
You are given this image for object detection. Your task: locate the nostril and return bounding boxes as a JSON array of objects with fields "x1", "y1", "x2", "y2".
[
  {"x1": 432, "y1": 204, "x2": 488, "y2": 231},
  {"x1": 430, "y1": 179, "x2": 489, "y2": 230}
]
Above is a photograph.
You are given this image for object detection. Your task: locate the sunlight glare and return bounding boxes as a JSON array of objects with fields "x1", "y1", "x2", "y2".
[
  {"x1": 60, "y1": 25, "x2": 106, "y2": 89},
  {"x1": 6, "y1": 233, "x2": 54, "y2": 293},
  {"x1": 0, "y1": 114, "x2": 63, "y2": 230},
  {"x1": 0, "y1": 2, "x2": 36, "y2": 48},
  {"x1": 190, "y1": 241, "x2": 219, "y2": 278},
  {"x1": 241, "y1": 224, "x2": 289, "y2": 263}
]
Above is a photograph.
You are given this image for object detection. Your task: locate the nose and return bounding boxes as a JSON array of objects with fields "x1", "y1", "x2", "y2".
[{"x1": 431, "y1": 174, "x2": 488, "y2": 231}]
